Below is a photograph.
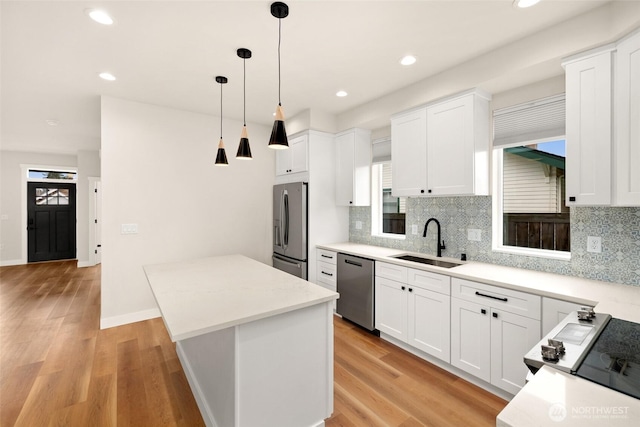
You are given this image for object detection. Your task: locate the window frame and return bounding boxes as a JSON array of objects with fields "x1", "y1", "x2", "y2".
[
  {"x1": 371, "y1": 162, "x2": 406, "y2": 240},
  {"x1": 491, "y1": 138, "x2": 571, "y2": 261}
]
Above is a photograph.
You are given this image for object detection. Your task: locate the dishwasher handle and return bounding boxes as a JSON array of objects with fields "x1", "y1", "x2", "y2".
[{"x1": 344, "y1": 258, "x2": 362, "y2": 267}]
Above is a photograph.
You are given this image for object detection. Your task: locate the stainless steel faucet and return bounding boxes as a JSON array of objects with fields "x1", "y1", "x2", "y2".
[{"x1": 423, "y1": 218, "x2": 446, "y2": 257}]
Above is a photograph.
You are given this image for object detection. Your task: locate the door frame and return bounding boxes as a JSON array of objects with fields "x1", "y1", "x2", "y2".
[
  {"x1": 88, "y1": 177, "x2": 102, "y2": 266},
  {"x1": 20, "y1": 164, "x2": 78, "y2": 264}
]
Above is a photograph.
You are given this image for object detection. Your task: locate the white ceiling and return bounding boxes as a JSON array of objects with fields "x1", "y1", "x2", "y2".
[{"x1": 0, "y1": 0, "x2": 619, "y2": 154}]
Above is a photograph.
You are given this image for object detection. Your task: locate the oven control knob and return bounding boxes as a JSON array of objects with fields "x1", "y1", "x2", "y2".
[
  {"x1": 578, "y1": 306, "x2": 596, "y2": 320},
  {"x1": 548, "y1": 338, "x2": 565, "y2": 354},
  {"x1": 541, "y1": 344, "x2": 560, "y2": 361}
]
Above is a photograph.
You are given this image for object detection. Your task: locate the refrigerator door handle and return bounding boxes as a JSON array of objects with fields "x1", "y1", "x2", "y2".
[
  {"x1": 283, "y1": 190, "x2": 289, "y2": 250},
  {"x1": 273, "y1": 254, "x2": 300, "y2": 268}
]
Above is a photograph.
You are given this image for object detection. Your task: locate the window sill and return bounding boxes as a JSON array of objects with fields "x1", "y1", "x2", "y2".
[
  {"x1": 372, "y1": 232, "x2": 406, "y2": 241},
  {"x1": 492, "y1": 244, "x2": 571, "y2": 261}
]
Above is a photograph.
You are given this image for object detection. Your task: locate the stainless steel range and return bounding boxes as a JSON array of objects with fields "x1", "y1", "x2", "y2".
[{"x1": 524, "y1": 308, "x2": 640, "y2": 400}]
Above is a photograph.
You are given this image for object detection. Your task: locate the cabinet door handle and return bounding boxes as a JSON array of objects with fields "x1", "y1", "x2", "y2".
[
  {"x1": 428, "y1": 189, "x2": 432, "y2": 193},
  {"x1": 493, "y1": 312, "x2": 499, "y2": 318},
  {"x1": 475, "y1": 291, "x2": 508, "y2": 302},
  {"x1": 569, "y1": 196, "x2": 576, "y2": 202},
  {"x1": 420, "y1": 189, "x2": 425, "y2": 194},
  {"x1": 401, "y1": 286, "x2": 406, "y2": 291},
  {"x1": 321, "y1": 271, "x2": 333, "y2": 277},
  {"x1": 481, "y1": 308, "x2": 487, "y2": 315},
  {"x1": 408, "y1": 288, "x2": 413, "y2": 292}
]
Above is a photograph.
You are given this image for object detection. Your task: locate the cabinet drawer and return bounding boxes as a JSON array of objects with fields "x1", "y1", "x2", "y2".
[
  {"x1": 451, "y1": 278, "x2": 541, "y2": 320},
  {"x1": 316, "y1": 261, "x2": 336, "y2": 285},
  {"x1": 376, "y1": 262, "x2": 408, "y2": 282},
  {"x1": 316, "y1": 249, "x2": 337, "y2": 265},
  {"x1": 407, "y1": 268, "x2": 451, "y2": 295}
]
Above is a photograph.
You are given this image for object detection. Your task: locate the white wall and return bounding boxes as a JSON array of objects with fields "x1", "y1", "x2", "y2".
[
  {"x1": 0, "y1": 150, "x2": 79, "y2": 264},
  {"x1": 76, "y1": 150, "x2": 101, "y2": 266},
  {"x1": 100, "y1": 97, "x2": 274, "y2": 328}
]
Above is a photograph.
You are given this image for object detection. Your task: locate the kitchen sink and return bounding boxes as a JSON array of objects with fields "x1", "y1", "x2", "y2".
[{"x1": 390, "y1": 254, "x2": 461, "y2": 269}]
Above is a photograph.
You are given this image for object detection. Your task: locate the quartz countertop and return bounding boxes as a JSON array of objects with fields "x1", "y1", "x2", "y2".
[
  {"x1": 316, "y1": 242, "x2": 640, "y2": 323},
  {"x1": 497, "y1": 366, "x2": 639, "y2": 426},
  {"x1": 144, "y1": 254, "x2": 338, "y2": 341}
]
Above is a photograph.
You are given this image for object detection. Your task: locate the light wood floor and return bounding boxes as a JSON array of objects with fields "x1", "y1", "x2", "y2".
[{"x1": 1, "y1": 261, "x2": 506, "y2": 426}]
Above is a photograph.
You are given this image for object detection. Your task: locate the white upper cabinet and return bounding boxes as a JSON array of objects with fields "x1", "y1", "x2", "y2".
[
  {"x1": 275, "y1": 133, "x2": 308, "y2": 176},
  {"x1": 391, "y1": 89, "x2": 490, "y2": 197},
  {"x1": 564, "y1": 47, "x2": 614, "y2": 206},
  {"x1": 335, "y1": 128, "x2": 371, "y2": 206},
  {"x1": 615, "y1": 30, "x2": 640, "y2": 206},
  {"x1": 426, "y1": 93, "x2": 489, "y2": 196},
  {"x1": 564, "y1": 29, "x2": 640, "y2": 207},
  {"x1": 391, "y1": 108, "x2": 428, "y2": 197}
]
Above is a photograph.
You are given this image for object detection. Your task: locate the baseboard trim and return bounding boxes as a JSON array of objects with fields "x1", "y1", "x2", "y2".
[
  {"x1": 99, "y1": 307, "x2": 161, "y2": 329},
  {"x1": 0, "y1": 259, "x2": 23, "y2": 267},
  {"x1": 77, "y1": 260, "x2": 94, "y2": 268}
]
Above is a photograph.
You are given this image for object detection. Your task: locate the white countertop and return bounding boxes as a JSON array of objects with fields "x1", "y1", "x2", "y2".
[
  {"x1": 317, "y1": 242, "x2": 640, "y2": 425},
  {"x1": 144, "y1": 254, "x2": 338, "y2": 341},
  {"x1": 497, "y1": 366, "x2": 640, "y2": 427},
  {"x1": 316, "y1": 242, "x2": 640, "y2": 323}
]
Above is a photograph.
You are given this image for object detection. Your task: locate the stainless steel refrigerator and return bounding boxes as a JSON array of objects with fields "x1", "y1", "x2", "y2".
[{"x1": 272, "y1": 182, "x2": 308, "y2": 279}]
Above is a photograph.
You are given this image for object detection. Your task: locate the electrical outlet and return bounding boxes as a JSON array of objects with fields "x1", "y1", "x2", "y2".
[
  {"x1": 467, "y1": 229, "x2": 482, "y2": 241},
  {"x1": 411, "y1": 224, "x2": 418, "y2": 235},
  {"x1": 355, "y1": 221, "x2": 362, "y2": 230},
  {"x1": 587, "y1": 236, "x2": 601, "y2": 253}
]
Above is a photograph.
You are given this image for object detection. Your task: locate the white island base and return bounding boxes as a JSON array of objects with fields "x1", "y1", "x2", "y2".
[
  {"x1": 144, "y1": 255, "x2": 338, "y2": 427},
  {"x1": 178, "y1": 302, "x2": 333, "y2": 427}
]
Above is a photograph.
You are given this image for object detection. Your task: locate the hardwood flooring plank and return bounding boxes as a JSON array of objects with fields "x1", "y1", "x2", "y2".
[{"x1": 1, "y1": 261, "x2": 507, "y2": 427}]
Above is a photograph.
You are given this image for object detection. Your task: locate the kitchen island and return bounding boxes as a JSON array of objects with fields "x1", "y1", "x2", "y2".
[{"x1": 144, "y1": 254, "x2": 338, "y2": 427}]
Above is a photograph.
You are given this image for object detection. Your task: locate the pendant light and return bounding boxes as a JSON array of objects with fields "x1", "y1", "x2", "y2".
[
  {"x1": 215, "y1": 76, "x2": 229, "y2": 166},
  {"x1": 268, "y1": 2, "x2": 289, "y2": 150},
  {"x1": 236, "y1": 48, "x2": 253, "y2": 159}
]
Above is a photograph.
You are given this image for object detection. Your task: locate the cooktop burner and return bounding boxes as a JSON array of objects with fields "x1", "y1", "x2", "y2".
[{"x1": 576, "y1": 318, "x2": 640, "y2": 399}]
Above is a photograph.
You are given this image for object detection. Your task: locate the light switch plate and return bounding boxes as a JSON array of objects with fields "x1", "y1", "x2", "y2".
[
  {"x1": 355, "y1": 221, "x2": 362, "y2": 230},
  {"x1": 411, "y1": 224, "x2": 418, "y2": 235},
  {"x1": 121, "y1": 223, "x2": 139, "y2": 234}
]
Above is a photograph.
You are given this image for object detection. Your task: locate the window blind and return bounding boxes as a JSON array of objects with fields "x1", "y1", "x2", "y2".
[
  {"x1": 493, "y1": 94, "x2": 565, "y2": 147},
  {"x1": 372, "y1": 138, "x2": 391, "y2": 163}
]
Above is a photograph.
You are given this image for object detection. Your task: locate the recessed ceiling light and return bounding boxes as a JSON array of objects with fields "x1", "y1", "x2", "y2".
[
  {"x1": 336, "y1": 90, "x2": 348, "y2": 97},
  {"x1": 45, "y1": 119, "x2": 59, "y2": 126},
  {"x1": 513, "y1": 0, "x2": 541, "y2": 8},
  {"x1": 400, "y1": 55, "x2": 417, "y2": 66},
  {"x1": 99, "y1": 72, "x2": 116, "y2": 81},
  {"x1": 86, "y1": 9, "x2": 114, "y2": 25}
]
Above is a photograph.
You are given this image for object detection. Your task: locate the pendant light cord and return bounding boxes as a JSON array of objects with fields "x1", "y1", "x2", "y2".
[
  {"x1": 220, "y1": 81, "x2": 223, "y2": 138},
  {"x1": 243, "y1": 57, "x2": 246, "y2": 126},
  {"x1": 278, "y1": 17, "x2": 282, "y2": 106}
]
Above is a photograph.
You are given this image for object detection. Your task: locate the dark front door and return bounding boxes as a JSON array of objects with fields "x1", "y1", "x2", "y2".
[{"x1": 27, "y1": 182, "x2": 76, "y2": 262}]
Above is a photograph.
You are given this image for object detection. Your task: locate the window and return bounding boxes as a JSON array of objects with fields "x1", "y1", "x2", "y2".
[
  {"x1": 492, "y1": 95, "x2": 570, "y2": 259},
  {"x1": 28, "y1": 169, "x2": 77, "y2": 181},
  {"x1": 372, "y1": 161, "x2": 406, "y2": 237}
]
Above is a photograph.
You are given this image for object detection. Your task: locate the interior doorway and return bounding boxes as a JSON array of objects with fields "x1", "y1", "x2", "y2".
[{"x1": 27, "y1": 182, "x2": 77, "y2": 262}]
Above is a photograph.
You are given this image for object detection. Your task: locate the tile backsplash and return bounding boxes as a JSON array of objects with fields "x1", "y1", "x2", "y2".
[{"x1": 349, "y1": 196, "x2": 640, "y2": 287}]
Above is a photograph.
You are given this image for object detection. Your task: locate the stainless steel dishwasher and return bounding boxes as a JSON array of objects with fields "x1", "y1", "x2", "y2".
[{"x1": 337, "y1": 253, "x2": 376, "y2": 332}]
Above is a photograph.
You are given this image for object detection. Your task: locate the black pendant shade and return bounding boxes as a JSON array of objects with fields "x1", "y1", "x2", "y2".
[
  {"x1": 236, "y1": 48, "x2": 253, "y2": 160},
  {"x1": 268, "y1": 105, "x2": 288, "y2": 149},
  {"x1": 268, "y1": 2, "x2": 289, "y2": 149},
  {"x1": 236, "y1": 125, "x2": 252, "y2": 159},
  {"x1": 214, "y1": 76, "x2": 229, "y2": 166},
  {"x1": 215, "y1": 139, "x2": 229, "y2": 166}
]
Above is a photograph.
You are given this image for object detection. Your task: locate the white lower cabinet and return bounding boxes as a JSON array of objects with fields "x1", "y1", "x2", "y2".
[
  {"x1": 450, "y1": 297, "x2": 491, "y2": 382},
  {"x1": 375, "y1": 276, "x2": 408, "y2": 341},
  {"x1": 375, "y1": 262, "x2": 451, "y2": 363},
  {"x1": 316, "y1": 249, "x2": 337, "y2": 311},
  {"x1": 450, "y1": 278, "x2": 541, "y2": 395},
  {"x1": 489, "y1": 308, "x2": 541, "y2": 395}
]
